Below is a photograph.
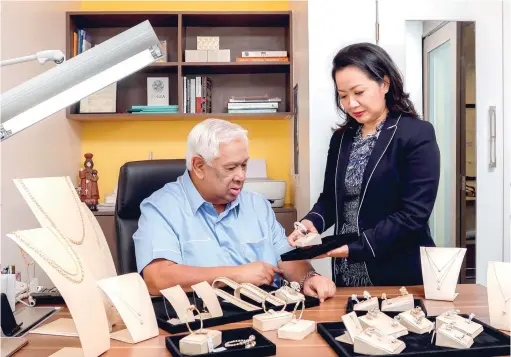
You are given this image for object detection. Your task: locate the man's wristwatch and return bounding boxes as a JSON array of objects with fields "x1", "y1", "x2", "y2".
[{"x1": 299, "y1": 270, "x2": 319, "y2": 291}]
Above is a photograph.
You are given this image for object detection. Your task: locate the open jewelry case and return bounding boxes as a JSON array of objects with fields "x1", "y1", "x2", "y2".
[
  {"x1": 346, "y1": 295, "x2": 427, "y2": 317},
  {"x1": 317, "y1": 314, "x2": 511, "y2": 357},
  {"x1": 152, "y1": 284, "x2": 320, "y2": 334},
  {"x1": 166, "y1": 327, "x2": 276, "y2": 357},
  {"x1": 280, "y1": 233, "x2": 358, "y2": 261}
]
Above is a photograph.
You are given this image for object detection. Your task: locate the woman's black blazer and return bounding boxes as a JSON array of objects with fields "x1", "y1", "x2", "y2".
[{"x1": 303, "y1": 111, "x2": 440, "y2": 286}]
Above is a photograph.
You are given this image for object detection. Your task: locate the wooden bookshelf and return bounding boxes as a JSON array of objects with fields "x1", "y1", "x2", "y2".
[{"x1": 65, "y1": 11, "x2": 293, "y2": 122}]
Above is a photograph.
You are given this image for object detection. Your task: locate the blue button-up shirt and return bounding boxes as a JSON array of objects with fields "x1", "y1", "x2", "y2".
[{"x1": 133, "y1": 170, "x2": 293, "y2": 274}]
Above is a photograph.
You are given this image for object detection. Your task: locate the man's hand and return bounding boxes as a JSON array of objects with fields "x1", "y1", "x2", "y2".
[
  {"x1": 303, "y1": 275, "x2": 336, "y2": 303},
  {"x1": 234, "y1": 262, "x2": 283, "y2": 286}
]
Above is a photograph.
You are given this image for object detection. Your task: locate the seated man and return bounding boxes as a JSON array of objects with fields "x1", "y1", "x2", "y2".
[{"x1": 133, "y1": 118, "x2": 335, "y2": 302}]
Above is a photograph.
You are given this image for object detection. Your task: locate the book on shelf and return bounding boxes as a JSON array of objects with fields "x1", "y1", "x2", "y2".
[
  {"x1": 235, "y1": 57, "x2": 289, "y2": 62},
  {"x1": 227, "y1": 108, "x2": 277, "y2": 114},
  {"x1": 229, "y1": 95, "x2": 282, "y2": 103},
  {"x1": 241, "y1": 50, "x2": 288, "y2": 58},
  {"x1": 227, "y1": 102, "x2": 278, "y2": 110},
  {"x1": 226, "y1": 96, "x2": 281, "y2": 113},
  {"x1": 183, "y1": 76, "x2": 212, "y2": 114},
  {"x1": 128, "y1": 105, "x2": 178, "y2": 114}
]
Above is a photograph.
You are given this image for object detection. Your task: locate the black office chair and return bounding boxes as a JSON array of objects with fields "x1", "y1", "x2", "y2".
[{"x1": 115, "y1": 159, "x2": 186, "y2": 274}]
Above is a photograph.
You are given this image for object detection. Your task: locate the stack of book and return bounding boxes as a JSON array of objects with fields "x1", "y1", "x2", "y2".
[
  {"x1": 72, "y1": 29, "x2": 92, "y2": 57},
  {"x1": 128, "y1": 105, "x2": 179, "y2": 114},
  {"x1": 183, "y1": 76, "x2": 213, "y2": 113},
  {"x1": 227, "y1": 96, "x2": 281, "y2": 114},
  {"x1": 235, "y1": 51, "x2": 289, "y2": 62}
]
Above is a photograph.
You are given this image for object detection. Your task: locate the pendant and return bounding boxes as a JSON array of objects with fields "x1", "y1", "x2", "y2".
[
  {"x1": 437, "y1": 279, "x2": 441, "y2": 283},
  {"x1": 503, "y1": 311, "x2": 507, "y2": 316},
  {"x1": 437, "y1": 286, "x2": 440, "y2": 291}
]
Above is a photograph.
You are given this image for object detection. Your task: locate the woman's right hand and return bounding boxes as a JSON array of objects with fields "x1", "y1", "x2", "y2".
[{"x1": 287, "y1": 219, "x2": 318, "y2": 247}]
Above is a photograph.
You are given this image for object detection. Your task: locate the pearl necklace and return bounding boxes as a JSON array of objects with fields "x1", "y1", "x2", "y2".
[
  {"x1": 17, "y1": 177, "x2": 85, "y2": 245},
  {"x1": 12, "y1": 229, "x2": 84, "y2": 284}
]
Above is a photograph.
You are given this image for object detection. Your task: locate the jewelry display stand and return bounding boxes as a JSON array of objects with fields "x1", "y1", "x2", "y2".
[
  {"x1": 7, "y1": 228, "x2": 110, "y2": 357},
  {"x1": 211, "y1": 278, "x2": 261, "y2": 312},
  {"x1": 161, "y1": 285, "x2": 196, "y2": 324},
  {"x1": 336, "y1": 312, "x2": 363, "y2": 345},
  {"x1": 398, "y1": 307, "x2": 434, "y2": 334},
  {"x1": 97, "y1": 273, "x2": 158, "y2": 344},
  {"x1": 352, "y1": 292, "x2": 379, "y2": 312},
  {"x1": 234, "y1": 282, "x2": 284, "y2": 306},
  {"x1": 277, "y1": 299, "x2": 316, "y2": 340},
  {"x1": 275, "y1": 281, "x2": 304, "y2": 304},
  {"x1": 253, "y1": 292, "x2": 292, "y2": 332},
  {"x1": 435, "y1": 310, "x2": 483, "y2": 338},
  {"x1": 433, "y1": 322, "x2": 474, "y2": 349},
  {"x1": 191, "y1": 282, "x2": 223, "y2": 318},
  {"x1": 354, "y1": 327, "x2": 406, "y2": 355},
  {"x1": 295, "y1": 232, "x2": 322, "y2": 248},
  {"x1": 420, "y1": 247, "x2": 466, "y2": 301},
  {"x1": 487, "y1": 261, "x2": 511, "y2": 331},
  {"x1": 381, "y1": 287, "x2": 414, "y2": 312},
  {"x1": 179, "y1": 306, "x2": 222, "y2": 355},
  {"x1": 359, "y1": 309, "x2": 408, "y2": 338},
  {"x1": 14, "y1": 177, "x2": 119, "y2": 329}
]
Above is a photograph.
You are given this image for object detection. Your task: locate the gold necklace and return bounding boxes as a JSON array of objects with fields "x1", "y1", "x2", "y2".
[
  {"x1": 12, "y1": 229, "x2": 84, "y2": 284},
  {"x1": 17, "y1": 177, "x2": 85, "y2": 245}
]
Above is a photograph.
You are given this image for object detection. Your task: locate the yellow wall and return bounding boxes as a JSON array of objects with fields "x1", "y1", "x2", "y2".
[{"x1": 79, "y1": 1, "x2": 292, "y2": 204}]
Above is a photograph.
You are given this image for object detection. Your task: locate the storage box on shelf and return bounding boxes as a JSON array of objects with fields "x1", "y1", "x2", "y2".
[{"x1": 65, "y1": 11, "x2": 293, "y2": 121}]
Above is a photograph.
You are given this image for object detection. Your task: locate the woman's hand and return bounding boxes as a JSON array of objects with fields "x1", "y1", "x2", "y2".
[
  {"x1": 313, "y1": 245, "x2": 349, "y2": 259},
  {"x1": 287, "y1": 219, "x2": 317, "y2": 247}
]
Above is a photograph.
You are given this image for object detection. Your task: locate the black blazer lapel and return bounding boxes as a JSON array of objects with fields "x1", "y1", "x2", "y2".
[
  {"x1": 334, "y1": 125, "x2": 356, "y2": 231},
  {"x1": 360, "y1": 113, "x2": 401, "y2": 199}
]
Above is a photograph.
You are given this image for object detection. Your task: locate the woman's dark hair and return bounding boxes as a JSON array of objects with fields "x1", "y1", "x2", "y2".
[{"x1": 332, "y1": 42, "x2": 420, "y2": 128}]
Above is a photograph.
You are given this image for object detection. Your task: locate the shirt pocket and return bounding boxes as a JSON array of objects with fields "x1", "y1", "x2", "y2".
[
  {"x1": 239, "y1": 236, "x2": 277, "y2": 265},
  {"x1": 181, "y1": 239, "x2": 221, "y2": 267}
]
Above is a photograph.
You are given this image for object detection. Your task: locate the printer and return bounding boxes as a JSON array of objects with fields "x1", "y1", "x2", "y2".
[{"x1": 243, "y1": 159, "x2": 286, "y2": 208}]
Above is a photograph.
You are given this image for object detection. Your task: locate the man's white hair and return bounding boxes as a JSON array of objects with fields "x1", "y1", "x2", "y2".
[{"x1": 186, "y1": 118, "x2": 248, "y2": 170}]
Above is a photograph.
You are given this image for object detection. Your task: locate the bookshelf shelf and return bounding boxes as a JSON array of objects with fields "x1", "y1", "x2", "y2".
[
  {"x1": 68, "y1": 112, "x2": 292, "y2": 122},
  {"x1": 66, "y1": 11, "x2": 293, "y2": 121}
]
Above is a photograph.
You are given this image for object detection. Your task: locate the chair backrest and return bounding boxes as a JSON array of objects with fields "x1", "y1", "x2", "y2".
[{"x1": 115, "y1": 159, "x2": 186, "y2": 274}]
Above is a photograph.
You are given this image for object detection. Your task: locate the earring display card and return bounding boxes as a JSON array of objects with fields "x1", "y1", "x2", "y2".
[
  {"x1": 346, "y1": 296, "x2": 428, "y2": 317},
  {"x1": 166, "y1": 327, "x2": 276, "y2": 357},
  {"x1": 152, "y1": 284, "x2": 320, "y2": 334},
  {"x1": 280, "y1": 233, "x2": 358, "y2": 261},
  {"x1": 318, "y1": 314, "x2": 510, "y2": 357}
]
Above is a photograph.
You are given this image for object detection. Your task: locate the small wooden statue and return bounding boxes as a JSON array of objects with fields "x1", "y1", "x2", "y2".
[{"x1": 79, "y1": 153, "x2": 99, "y2": 211}]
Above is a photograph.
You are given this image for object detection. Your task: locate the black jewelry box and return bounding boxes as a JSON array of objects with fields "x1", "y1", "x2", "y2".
[
  {"x1": 280, "y1": 233, "x2": 358, "y2": 261},
  {"x1": 317, "y1": 314, "x2": 511, "y2": 357},
  {"x1": 346, "y1": 296, "x2": 428, "y2": 317},
  {"x1": 166, "y1": 327, "x2": 276, "y2": 357},
  {"x1": 153, "y1": 284, "x2": 320, "y2": 334}
]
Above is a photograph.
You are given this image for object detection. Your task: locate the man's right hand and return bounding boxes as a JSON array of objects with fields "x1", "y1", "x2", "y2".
[{"x1": 234, "y1": 262, "x2": 283, "y2": 286}]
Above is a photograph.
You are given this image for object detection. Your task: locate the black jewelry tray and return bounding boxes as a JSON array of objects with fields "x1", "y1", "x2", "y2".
[
  {"x1": 280, "y1": 233, "x2": 358, "y2": 261},
  {"x1": 317, "y1": 314, "x2": 511, "y2": 357},
  {"x1": 152, "y1": 284, "x2": 320, "y2": 334},
  {"x1": 166, "y1": 327, "x2": 276, "y2": 357},
  {"x1": 346, "y1": 296, "x2": 428, "y2": 317}
]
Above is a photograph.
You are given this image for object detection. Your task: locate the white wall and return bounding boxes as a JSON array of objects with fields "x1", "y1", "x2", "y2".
[
  {"x1": 0, "y1": 1, "x2": 81, "y2": 288},
  {"x1": 504, "y1": 0, "x2": 511, "y2": 262},
  {"x1": 305, "y1": 0, "x2": 376, "y2": 277},
  {"x1": 405, "y1": 21, "x2": 424, "y2": 117}
]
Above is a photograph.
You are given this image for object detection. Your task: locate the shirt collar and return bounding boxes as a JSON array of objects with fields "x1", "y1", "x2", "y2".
[{"x1": 182, "y1": 170, "x2": 241, "y2": 216}]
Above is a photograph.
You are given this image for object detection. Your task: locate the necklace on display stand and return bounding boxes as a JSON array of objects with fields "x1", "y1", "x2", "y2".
[
  {"x1": 17, "y1": 177, "x2": 86, "y2": 245},
  {"x1": 493, "y1": 263, "x2": 511, "y2": 315},
  {"x1": 11, "y1": 229, "x2": 84, "y2": 284},
  {"x1": 425, "y1": 249, "x2": 462, "y2": 290},
  {"x1": 111, "y1": 278, "x2": 145, "y2": 325}
]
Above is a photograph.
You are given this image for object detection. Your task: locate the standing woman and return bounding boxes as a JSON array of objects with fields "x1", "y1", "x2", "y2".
[{"x1": 289, "y1": 43, "x2": 440, "y2": 287}]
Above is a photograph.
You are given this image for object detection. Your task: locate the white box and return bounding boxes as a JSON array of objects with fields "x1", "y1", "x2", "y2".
[
  {"x1": 185, "y1": 50, "x2": 208, "y2": 63},
  {"x1": 197, "y1": 36, "x2": 219, "y2": 50},
  {"x1": 207, "y1": 49, "x2": 230, "y2": 62},
  {"x1": 147, "y1": 77, "x2": 169, "y2": 106}
]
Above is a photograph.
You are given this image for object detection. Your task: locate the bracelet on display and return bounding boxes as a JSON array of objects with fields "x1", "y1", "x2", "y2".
[
  {"x1": 185, "y1": 305, "x2": 203, "y2": 334},
  {"x1": 224, "y1": 335, "x2": 256, "y2": 349},
  {"x1": 262, "y1": 291, "x2": 287, "y2": 313}
]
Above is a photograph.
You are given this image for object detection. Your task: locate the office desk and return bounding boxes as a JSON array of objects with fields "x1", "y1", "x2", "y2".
[{"x1": 15, "y1": 284, "x2": 510, "y2": 357}]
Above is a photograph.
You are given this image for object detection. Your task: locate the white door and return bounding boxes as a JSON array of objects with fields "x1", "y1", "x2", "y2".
[
  {"x1": 378, "y1": 0, "x2": 504, "y2": 285},
  {"x1": 423, "y1": 22, "x2": 458, "y2": 248}
]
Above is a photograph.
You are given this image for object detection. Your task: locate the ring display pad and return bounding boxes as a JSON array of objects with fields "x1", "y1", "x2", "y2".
[
  {"x1": 346, "y1": 295, "x2": 428, "y2": 317},
  {"x1": 336, "y1": 312, "x2": 363, "y2": 345},
  {"x1": 295, "y1": 232, "x2": 322, "y2": 248},
  {"x1": 354, "y1": 327, "x2": 406, "y2": 355},
  {"x1": 13, "y1": 177, "x2": 119, "y2": 328},
  {"x1": 397, "y1": 308, "x2": 434, "y2": 335},
  {"x1": 318, "y1": 314, "x2": 511, "y2": 357},
  {"x1": 359, "y1": 309, "x2": 408, "y2": 339},
  {"x1": 280, "y1": 233, "x2": 358, "y2": 261},
  {"x1": 420, "y1": 247, "x2": 466, "y2": 301},
  {"x1": 435, "y1": 310, "x2": 483, "y2": 338},
  {"x1": 7, "y1": 228, "x2": 110, "y2": 357},
  {"x1": 486, "y1": 261, "x2": 511, "y2": 331},
  {"x1": 353, "y1": 292, "x2": 379, "y2": 312},
  {"x1": 381, "y1": 288, "x2": 414, "y2": 313},
  {"x1": 166, "y1": 327, "x2": 277, "y2": 357},
  {"x1": 152, "y1": 281, "x2": 320, "y2": 334},
  {"x1": 433, "y1": 323, "x2": 474, "y2": 349},
  {"x1": 97, "y1": 273, "x2": 158, "y2": 344}
]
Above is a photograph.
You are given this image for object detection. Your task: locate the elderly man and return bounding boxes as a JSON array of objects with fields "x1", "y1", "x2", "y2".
[{"x1": 133, "y1": 119, "x2": 336, "y2": 302}]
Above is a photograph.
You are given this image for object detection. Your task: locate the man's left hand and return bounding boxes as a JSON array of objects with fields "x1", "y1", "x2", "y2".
[{"x1": 303, "y1": 275, "x2": 336, "y2": 303}]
